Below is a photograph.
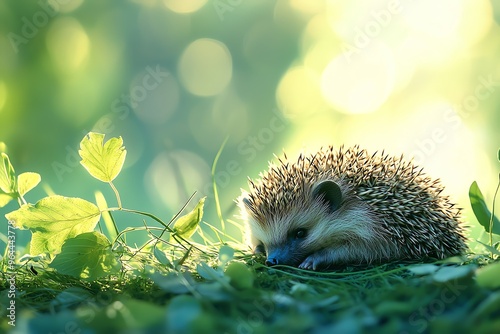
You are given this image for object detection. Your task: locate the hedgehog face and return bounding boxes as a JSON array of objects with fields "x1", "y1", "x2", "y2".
[{"x1": 242, "y1": 180, "x2": 371, "y2": 268}]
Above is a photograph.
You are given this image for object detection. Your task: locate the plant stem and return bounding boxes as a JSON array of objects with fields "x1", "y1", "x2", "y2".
[
  {"x1": 489, "y1": 173, "x2": 500, "y2": 257},
  {"x1": 167, "y1": 192, "x2": 196, "y2": 228},
  {"x1": 18, "y1": 194, "x2": 27, "y2": 206},
  {"x1": 104, "y1": 206, "x2": 205, "y2": 253},
  {"x1": 118, "y1": 208, "x2": 171, "y2": 229},
  {"x1": 109, "y1": 181, "x2": 122, "y2": 209},
  {"x1": 212, "y1": 135, "x2": 229, "y2": 233}
]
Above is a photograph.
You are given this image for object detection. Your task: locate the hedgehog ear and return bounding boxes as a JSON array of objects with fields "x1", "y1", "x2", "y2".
[{"x1": 312, "y1": 180, "x2": 343, "y2": 212}]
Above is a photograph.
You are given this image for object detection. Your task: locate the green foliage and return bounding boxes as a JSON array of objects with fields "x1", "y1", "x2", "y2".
[
  {"x1": 0, "y1": 152, "x2": 41, "y2": 207},
  {"x1": 173, "y1": 197, "x2": 205, "y2": 239},
  {"x1": 79, "y1": 132, "x2": 126, "y2": 183},
  {"x1": 196, "y1": 261, "x2": 224, "y2": 281},
  {"x1": 224, "y1": 261, "x2": 254, "y2": 289},
  {"x1": 476, "y1": 261, "x2": 500, "y2": 288},
  {"x1": 17, "y1": 172, "x2": 41, "y2": 197},
  {"x1": 87, "y1": 298, "x2": 166, "y2": 331},
  {"x1": 49, "y1": 231, "x2": 120, "y2": 280},
  {"x1": 218, "y1": 244, "x2": 235, "y2": 264},
  {"x1": 153, "y1": 247, "x2": 173, "y2": 267},
  {"x1": 2, "y1": 131, "x2": 205, "y2": 280},
  {"x1": 469, "y1": 150, "x2": 500, "y2": 258},
  {"x1": 6, "y1": 196, "x2": 101, "y2": 255},
  {"x1": 469, "y1": 181, "x2": 500, "y2": 234},
  {"x1": 0, "y1": 153, "x2": 16, "y2": 194},
  {"x1": 431, "y1": 264, "x2": 476, "y2": 282},
  {"x1": 166, "y1": 295, "x2": 204, "y2": 333}
]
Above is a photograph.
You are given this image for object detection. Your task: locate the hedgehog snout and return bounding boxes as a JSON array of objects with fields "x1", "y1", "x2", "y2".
[
  {"x1": 265, "y1": 258, "x2": 279, "y2": 266},
  {"x1": 265, "y1": 243, "x2": 305, "y2": 267},
  {"x1": 265, "y1": 249, "x2": 289, "y2": 267}
]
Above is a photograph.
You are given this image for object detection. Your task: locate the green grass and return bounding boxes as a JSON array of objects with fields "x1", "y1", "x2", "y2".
[{"x1": 2, "y1": 245, "x2": 500, "y2": 333}]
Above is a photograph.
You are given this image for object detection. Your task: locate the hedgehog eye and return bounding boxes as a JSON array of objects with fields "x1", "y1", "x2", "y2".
[{"x1": 294, "y1": 228, "x2": 307, "y2": 239}]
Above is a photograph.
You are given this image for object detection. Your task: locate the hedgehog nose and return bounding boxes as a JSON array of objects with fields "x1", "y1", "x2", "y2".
[{"x1": 265, "y1": 258, "x2": 279, "y2": 266}]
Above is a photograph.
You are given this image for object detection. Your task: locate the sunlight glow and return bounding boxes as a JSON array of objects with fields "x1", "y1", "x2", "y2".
[
  {"x1": 276, "y1": 66, "x2": 327, "y2": 118},
  {"x1": 400, "y1": 0, "x2": 492, "y2": 66},
  {"x1": 320, "y1": 42, "x2": 395, "y2": 114},
  {"x1": 179, "y1": 39, "x2": 232, "y2": 97},
  {"x1": 46, "y1": 17, "x2": 89, "y2": 71},
  {"x1": 0, "y1": 82, "x2": 7, "y2": 112},
  {"x1": 301, "y1": 15, "x2": 337, "y2": 74},
  {"x1": 289, "y1": 0, "x2": 323, "y2": 15},
  {"x1": 163, "y1": 0, "x2": 208, "y2": 14}
]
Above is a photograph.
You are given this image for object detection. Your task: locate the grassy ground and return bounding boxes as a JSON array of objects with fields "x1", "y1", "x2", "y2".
[{"x1": 1, "y1": 242, "x2": 500, "y2": 334}]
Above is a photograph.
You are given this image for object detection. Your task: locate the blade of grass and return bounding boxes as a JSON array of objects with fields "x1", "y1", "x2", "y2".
[
  {"x1": 211, "y1": 135, "x2": 229, "y2": 234},
  {"x1": 197, "y1": 223, "x2": 218, "y2": 246},
  {"x1": 202, "y1": 221, "x2": 241, "y2": 244},
  {"x1": 489, "y1": 173, "x2": 500, "y2": 257}
]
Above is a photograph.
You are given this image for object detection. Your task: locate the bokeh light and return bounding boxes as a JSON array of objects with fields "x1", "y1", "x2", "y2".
[
  {"x1": 178, "y1": 38, "x2": 232, "y2": 97},
  {"x1": 0, "y1": 81, "x2": 7, "y2": 112},
  {"x1": 163, "y1": 0, "x2": 208, "y2": 14},
  {"x1": 321, "y1": 42, "x2": 395, "y2": 114},
  {"x1": 45, "y1": 17, "x2": 89, "y2": 72},
  {"x1": 277, "y1": 66, "x2": 326, "y2": 118}
]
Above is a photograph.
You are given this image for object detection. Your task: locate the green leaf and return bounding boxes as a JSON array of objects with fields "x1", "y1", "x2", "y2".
[
  {"x1": 0, "y1": 153, "x2": 16, "y2": 193},
  {"x1": 5, "y1": 195, "x2": 101, "y2": 255},
  {"x1": 219, "y1": 245, "x2": 234, "y2": 265},
  {"x1": 53, "y1": 287, "x2": 94, "y2": 307},
  {"x1": 166, "y1": 295, "x2": 202, "y2": 333},
  {"x1": 0, "y1": 193, "x2": 15, "y2": 208},
  {"x1": 49, "y1": 232, "x2": 119, "y2": 280},
  {"x1": 224, "y1": 262, "x2": 254, "y2": 289},
  {"x1": 0, "y1": 153, "x2": 17, "y2": 207},
  {"x1": 432, "y1": 265, "x2": 476, "y2": 283},
  {"x1": 79, "y1": 132, "x2": 127, "y2": 182},
  {"x1": 88, "y1": 298, "x2": 165, "y2": 330},
  {"x1": 469, "y1": 181, "x2": 500, "y2": 234},
  {"x1": 150, "y1": 272, "x2": 194, "y2": 294},
  {"x1": 196, "y1": 261, "x2": 222, "y2": 280},
  {"x1": 476, "y1": 261, "x2": 500, "y2": 288},
  {"x1": 153, "y1": 247, "x2": 173, "y2": 267},
  {"x1": 173, "y1": 197, "x2": 205, "y2": 239},
  {"x1": 476, "y1": 240, "x2": 500, "y2": 256},
  {"x1": 17, "y1": 172, "x2": 41, "y2": 197},
  {"x1": 408, "y1": 264, "x2": 440, "y2": 275}
]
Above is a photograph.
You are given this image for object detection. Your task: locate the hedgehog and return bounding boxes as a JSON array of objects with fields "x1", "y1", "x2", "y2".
[{"x1": 238, "y1": 145, "x2": 467, "y2": 271}]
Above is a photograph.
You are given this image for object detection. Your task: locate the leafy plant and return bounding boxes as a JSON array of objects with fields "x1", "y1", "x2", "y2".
[
  {"x1": 3, "y1": 132, "x2": 207, "y2": 280},
  {"x1": 469, "y1": 148, "x2": 500, "y2": 258},
  {"x1": 0, "y1": 152, "x2": 41, "y2": 207}
]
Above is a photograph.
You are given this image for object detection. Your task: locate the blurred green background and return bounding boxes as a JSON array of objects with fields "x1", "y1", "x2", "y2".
[{"x1": 1, "y1": 0, "x2": 499, "y2": 250}]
